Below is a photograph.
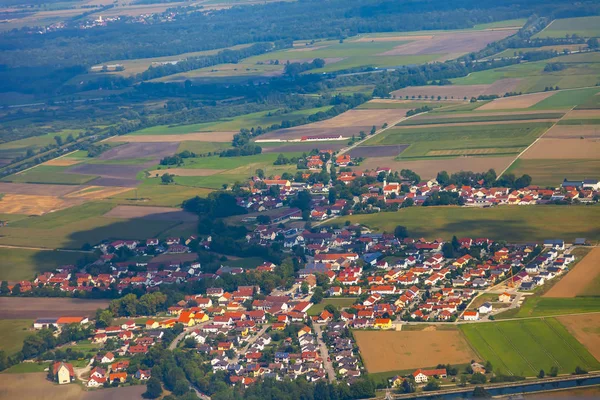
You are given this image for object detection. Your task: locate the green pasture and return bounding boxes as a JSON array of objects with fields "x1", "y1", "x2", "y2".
[
  {"x1": 534, "y1": 16, "x2": 600, "y2": 39},
  {"x1": 107, "y1": 181, "x2": 213, "y2": 207},
  {"x1": 460, "y1": 319, "x2": 600, "y2": 377},
  {"x1": 1, "y1": 165, "x2": 97, "y2": 185},
  {"x1": 0, "y1": 247, "x2": 92, "y2": 281},
  {"x1": 333, "y1": 205, "x2": 600, "y2": 242},
  {"x1": 364, "y1": 122, "x2": 551, "y2": 158},
  {"x1": 506, "y1": 158, "x2": 600, "y2": 187},
  {"x1": 0, "y1": 129, "x2": 82, "y2": 162},
  {"x1": 496, "y1": 297, "x2": 600, "y2": 320},
  {"x1": 307, "y1": 298, "x2": 356, "y2": 316},
  {"x1": 0, "y1": 319, "x2": 34, "y2": 356},
  {"x1": 531, "y1": 87, "x2": 600, "y2": 110}
]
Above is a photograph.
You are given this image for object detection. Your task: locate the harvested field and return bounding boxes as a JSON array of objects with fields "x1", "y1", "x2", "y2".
[
  {"x1": 150, "y1": 253, "x2": 199, "y2": 264},
  {"x1": 104, "y1": 205, "x2": 198, "y2": 221},
  {"x1": 395, "y1": 119, "x2": 559, "y2": 129},
  {"x1": 109, "y1": 131, "x2": 236, "y2": 143},
  {"x1": 521, "y1": 138, "x2": 600, "y2": 159},
  {"x1": 98, "y1": 142, "x2": 179, "y2": 161},
  {"x1": 0, "y1": 297, "x2": 110, "y2": 319},
  {"x1": 427, "y1": 147, "x2": 523, "y2": 156},
  {"x1": 262, "y1": 142, "x2": 347, "y2": 153},
  {"x1": 356, "y1": 156, "x2": 514, "y2": 179},
  {"x1": 66, "y1": 164, "x2": 147, "y2": 187},
  {"x1": 415, "y1": 110, "x2": 567, "y2": 120},
  {"x1": 543, "y1": 125, "x2": 600, "y2": 139},
  {"x1": 379, "y1": 30, "x2": 517, "y2": 58},
  {"x1": 349, "y1": 145, "x2": 408, "y2": 158},
  {"x1": 506, "y1": 158, "x2": 600, "y2": 187},
  {"x1": 477, "y1": 92, "x2": 555, "y2": 110},
  {"x1": 0, "y1": 194, "x2": 78, "y2": 215},
  {"x1": 544, "y1": 248, "x2": 600, "y2": 298},
  {"x1": 391, "y1": 78, "x2": 522, "y2": 100},
  {"x1": 355, "y1": 35, "x2": 434, "y2": 42},
  {"x1": 557, "y1": 314, "x2": 600, "y2": 361},
  {"x1": 354, "y1": 330, "x2": 477, "y2": 373},
  {"x1": 0, "y1": 373, "x2": 83, "y2": 400},
  {"x1": 63, "y1": 186, "x2": 132, "y2": 200},
  {"x1": 84, "y1": 385, "x2": 145, "y2": 400},
  {"x1": 147, "y1": 168, "x2": 224, "y2": 177},
  {"x1": 0, "y1": 182, "x2": 79, "y2": 196},
  {"x1": 564, "y1": 109, "x2": 600, "y2": 119},
  {"x1": 43, "y1": 158, "x2": 82, "y2": 167}
]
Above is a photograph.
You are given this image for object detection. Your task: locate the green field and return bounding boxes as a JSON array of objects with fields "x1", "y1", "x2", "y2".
[
  {"x1": 0, "y1": 248, "x2": 93, "y2": 281},
  {"x1": 308, "y1": 298, "x2": 356, "y2": 316},
  {"x1": 107, "y1": 181, "x2": 213, "y2": 207},
  {"x1": 334, "y1": 205, "x2": 600, "y2": 242},
  {"x1": 1, "y1": 165, "x2": 97, "y2": 185},
  {"x1": 176, "y1": 141, "x2": 232, "y2": 154},
  {"x1": 0, "y1": 319, "x2": 34, "y2": 355},
  {"x1": 460, "y1": 319, "x2": 600, "y2": 377},
  {"x1": 534, "y1": 16, "x2": 600, "y2": 39},
  {"x1": 490, "y1": 44, "x2": 588, "y2": 59},
  {"x1": 397, "y1": 113, "x2": 564, "y2": 126},
  {"x1": 358, "y1": 101, "x2": 454, "y2": 110},
  {"x1": 496, "y1": 297, "x2": 600, "y2": 319},
  {"x1": 530, "y1": 87, "x2": 600, "y2": 110},
  {"x1": 0, "y1": 129, "x2": 82, "y2": 163},
  {"x1": 364, "y1": 122, "x2": 551, "y2": 158},
  {"x1": 506, "y1": 158, "x2": 600, "y2": 187}
]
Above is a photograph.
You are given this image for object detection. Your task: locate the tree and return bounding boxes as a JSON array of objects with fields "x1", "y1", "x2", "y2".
[
  {"x1": 423, "y1": 379, "x2": 440, "y2": 391},
  {"x1": 473, "y1": 386, "x2": 491, "y2": 398},
  {"x1": 470, "y1": 372, "x2": 487, "y2": 384},
  {"x1": 484, "y1": 361, "x2": 493, "y2": 373},
  {"x1": 95, "y1": 309, "x2": 113, "y2": 328},
  {"x1": 574, "y1": 366, "x2": 588, "y2": 375},
  {"x1": 301, "y1": 282, "x2": 309, "y2": 295},
  {"x1": 588, "y1": 37, "x2": 599, "y2": 49},
  {"x1": 394, "y1": 225, "x2": 408, "y2": 239},
  {"x1": 54, "y1": 135, "x2": 63, "y2": 146},
  {"x1": 144, "y1": 377, "x2": 163, "y2": 399},
  {"x1": 255, "y1": 169, "x2": 265, "y2": 179},
  {"x1": 370, "y1": 125, "x2": 376, "y2": 135},
  {"x1": 538, "y1": 369, "x2": 545, "y2": 378},
  {"x1": 436, "y1": 170, "x2": 449, "y2": 185},
  {"x1": 161, "y1": 173, "x2": 174, "y2": 184},
  {"x1": 173, "y1": 380, "x2": 189, "y2": 396},
  {"x1": 549, "y1": 366, "x2": 559, "y2": 377},
  {"x1": 359, "y1": 131, "x2": 366, "y2": 140}
]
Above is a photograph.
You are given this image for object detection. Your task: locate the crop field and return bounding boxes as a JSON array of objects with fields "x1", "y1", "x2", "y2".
[
  {"x1": 354, "y1": 329, "x2": 478, "y2": 373},
  {"x1": 104, "y1": 205, "x2": 198, "y2": 222},
  {"x1": 521, "y1": 138, "x2": 600, "y2": 159},
  {"x1": 391, "y1": 78, "x2": 522, "y2": 100},
  {"x1": 334, "y1": 205, "x2": 600, "y2": 242},
  {"x1": 490, "y1": 44, "x2": 588, "y2": 59},
  {"x1": 106, "y1": 181, "x2": 213, "y2": 207},
  {"x1": 176, "y1": 141, "x2": 232, "y2": 154},
  {"x1": 398, "y1": 112, "x2": 564, "y2": 125},
  {"x1": 557, "y1": 314, "x2": 600, "y2": 361},
  {"x1": 261, "y1": 141, "x2": 347, "y2": 153},
  {"x1": 534, "y1": 16, "x2": 600, "y2": 39},
  {"x1": 0, "y1": 194, "x2": 80, "y2": 215},
  {"x1": 0, "y1": 373, "x2": 83, "y2": 400},
  {"x1": 0, "y1": 247, "x2": 92, "y2": 281},
  {"x1": 348, "y1": 145, "x2": 409, "y2": 158},
  {"x1": 543, "y1": 124, "x2": 600, "y2": 138},
  {"x1": 498, "y1": 297, "x2": 600, "y2": 320},
  {"x1": 477, "y1": 92, "x2": 556, "y2": 110},
  {"x1": 460, "y1": 319, "x2": 600, "y2": 376},
  {"x1": 506, "y1": 158, "x2": 600, "y2": 187},
  {"x1": 109, "y1": 132, "x2": 236, "y2": 143},
  {"x1": 0, "y1": 129, "x2": 82, "y2": 163},
  {"x1": 544, "y1": 248, "x2": 600, "y2": 298},
  {"x1": 2, "y1": 165, "x2": 98, "y2": 185},
  {"x1": 0, "y1": 297, "x2": 110, "y2": 319},
  {"x1": 531, "y1": 87, "x2": 600, "y2": 110},
  {"x1": 0, "y1": 319, "x2": 34, "y2": 355},
  {"x1": 357, "y1": 99, "x2": 455, "y2": 110},
  {"x1": 364, "y1": 122, "x2": 552, "y2": 158}
]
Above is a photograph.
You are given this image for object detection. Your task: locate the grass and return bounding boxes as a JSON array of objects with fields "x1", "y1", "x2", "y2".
[
  {"x1": 107, "y1": 180, "x2": 213, "y2": 207},
  {"x1": 307, "y1": 297, "x2": 356, "y2": 316},
  {"x1": 460, "y1": 318, "x2": 600, "y2": 377},
  {"x1": 0, "y1": 319, "x2": 34, "y2": 355},
  {"x1": 506, "y1": 159, "x2": 600, "y2": 188},
  {"x1": 176, "y1": 141, "x2": 232, "y2": 154},
  {"x1": 496, "y1": 297, "x2": 600, "y2": 319},
  {"x1": 364, "y1": 122, "x2": 552, "y2": 158},
  {"x1": 1, "y1": 165, "x2": 97, "y2": 185},
  {"x1": 529, "y1": 87, "x2": 600, "y2": 110},
  {"x1": 358, "y1": 101, "x2": 453, "y2": 110},
  {"x1": 534, "y1": 16, "x2": 600, "y2": 39},
  {"x1": 0, "y1": 129, "x2": 82, "y2": 163},
  {"x1": 0, "y1": 248, "x2": 92, "y2": 281},
  {"x1": 397, "y1": 113, "x2": 564, "y2": 126},
  {"x1": 490, "y1": 44, "x2": 587, "y2": 59},
  {"x1": 2, "y1": 362, "x2": 47, "y2": 373},
  {"x1": 332, "y1": 205, "x2": 600, "y2": 242}
]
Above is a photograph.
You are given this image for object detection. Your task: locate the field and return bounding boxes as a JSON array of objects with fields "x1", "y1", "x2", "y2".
[
  {"x1": 334, "y1": 206, "x2": 600, "y2": 242},
  {"x1": 0, "y1": 129, "x2": 82, "y2": 164},
  {"x1": 307, "y1": 298, "x2": 356, "y2": 316},
  {"x1": 497, "y1": 297, "x2": 600, "y2": 319},
  {"x1": 0, "y1": 297, "x2": 110, "y2": 319},
  {"x1": 391, "y1": 78, "x2": 522, "y2": 100},
  {"x1": 109, "y1": 132, "x2": 236, "y2": 143},
  {"x1": 103, "y1": 205, "x2": 198, "y2": 222},
  {"x1": 399, "y1": 111, "x2": 565, "y2": 125},
  {"x1": 0, "y1": 319, "x2": 34, "y2": 355},
  {"x1": 521, "y1": 138, "x2": 600, "y2": 159},
  {"x1": 557, "y1": 314, "x2": 600, "y2": 361},
  {"x1": 543, "y1": 248, "x2": 600, "y2": 298},
  {"x1": 506, "y1": 158, "x2": 600, "y2": 187},
  {"x1": 348, "y1": 145, "x2": 408, "y2": 158},
  {"x1": 357, "y1": 99, "x2": 456, "y2": 110},
  {"x1": 490, "y1": 44, "x2": 588, "y2": 59},
  {"x1": 534, "y1": 16, "x2": 600, "y2": 39},
  {"x1": 354, "y1": 329, "x2": 478, "y2": 373},
  {"x1": 460, "y1": 318, "x2": 600, "y2": 376},
  {"x1": 477, "y1": 92, "x2": 556, "y2": 110},
  {"x1": 0, "y1": 247, "x2": 92, "y2": 281},
  {"x1": 2, "y1": 165, "x2": 98, "y2": 185},
  {"x1": 363, "y1": 122, "x2": 552, "y2": 158}
]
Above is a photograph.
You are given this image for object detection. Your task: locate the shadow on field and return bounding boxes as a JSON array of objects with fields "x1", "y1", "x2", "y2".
[{"x1": 437, "y1": 218, "x2": 538, "y2": 243}]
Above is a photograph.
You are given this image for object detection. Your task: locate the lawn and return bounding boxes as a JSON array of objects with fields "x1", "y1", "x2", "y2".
[
  {"x1": 460, "y1": 319, "x2": 600, "y2": 377},
  {"x1": 363, "y1": 122, "x2": 552, "y2": 158},
  {"x1": 333, "y1": 206, "x2": 600, "y2": 242},
  {"x1": 506, "y1": 158, "x2": 600, "y2": 187},
  {"x1": 534, "y1": 16, "x2": 600, "y2": 39},
  {"x1": 308, "y1": 298, "x2": 356, "y2": 316},
  {"x1": 1, "y1": 165, "x2": 97, "y2": 185},
  {"x1": 0, "y1": 248, "x2": 92, "y2": 281},
  {"x1": 2, "y1": 362, "x2": 47, "y2": 373},
  {"x1": 0, "y1": 319, "x2": 34, "y2": 355}
]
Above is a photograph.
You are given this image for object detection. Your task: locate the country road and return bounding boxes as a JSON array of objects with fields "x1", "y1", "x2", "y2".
[{"x1": 313, "y1": 323, "x2": 335, "y2": 383}]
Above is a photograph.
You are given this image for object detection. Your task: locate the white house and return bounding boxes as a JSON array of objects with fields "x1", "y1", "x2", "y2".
[
  {"x1": 463, "y1": 311, "x2": 479, "y2": 321},
  {"x1": 478, "y1": 302, "x2": 493, "y2": 314}
]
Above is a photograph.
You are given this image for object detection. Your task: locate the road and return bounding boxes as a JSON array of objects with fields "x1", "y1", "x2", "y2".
[
  {"x1": 232, "y1": 324, "x2": 270, "y2": 364},
  {"x1": 313, "y1": 323, "x2": 335, "y2": 383}
]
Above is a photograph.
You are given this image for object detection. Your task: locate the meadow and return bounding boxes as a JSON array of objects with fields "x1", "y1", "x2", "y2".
[
  {"x1": 1, "y1": 165, "x2": 98, "y2": 185},
  {"x1": 363, "y1": 122, "x2": 552, "y2": 158},
  {"x1": 0, "y1": 247, "x2": 92, "y2": 281},
  {"x1": 495, "y1": 297, "x2": 600, "y2": 319},
  {"x1": 534, "y1": 16, "x2": 600, "y2": 39},
  {"x1": 460, "y1": 318, "x2": 600, "y2": 377},
  {"x1": 506, "y1": 158, "x2": 600, "y2": 187},
  {"x1": 0, "y1": 319, "x2": 34, "y2": 355},
  {"x1": 307, "y1": 298, "x2": 356, "y2": 316},
  {"x1": 334, "y1": 206, "x2": 600, "y2": 242},
  {"x1": 0, "y1": 129, "x2": 82, "y2": 163}
]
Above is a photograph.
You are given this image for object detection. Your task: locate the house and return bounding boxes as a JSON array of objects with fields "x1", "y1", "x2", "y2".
[
  {"x1": 499, "y1": 292, "x2": 511, "y2": 303},
  {"x1": 412, "y1": 368, "x2": 447, "y2": 383},
  {"x1": 52, "y1": 362, "x2": 75, "y2": 384},
  {"x1": 109, "y1": 372, "x2": 127, "y2": 383},
  {"x1": 463, "y1": 311, "x2": 479, "y2": 321},
  {"x1": 145, "y1": 319, "x2": 159, "y2": 329},
  {"x1": 101, "y1": 352, "x2": 115, "y2": 364},
  {"x1": 478, "y1": 302, "x2": 493, "y2": 314},
  {"x1": 135, "y1": 370, "x2": 151, "y2": 380},
  {"x1": 373, "y1": 318, "x2": 392, "y2": 330},
  {"x1": 87, "y1": 375, "x2": 106, "y2": 387}
]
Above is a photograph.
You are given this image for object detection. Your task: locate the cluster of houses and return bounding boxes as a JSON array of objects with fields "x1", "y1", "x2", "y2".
[{"x1": 322, "y1": 321, "x2": 362, "y2": 380}]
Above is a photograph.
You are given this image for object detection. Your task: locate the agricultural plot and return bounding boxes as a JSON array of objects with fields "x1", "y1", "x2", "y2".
[
  {"x1": 349, "y1": 145, "x2": 408, "y2": 158},
  {"x1": 534, "y1": 16, "x2": 600, "y2": 39},
  {"x1": 521, "y1": 138, "x2": 600, "y2": 159},
  {"x1": 261, "y1": 141, "x2": 347, "y2": 153},
  {"x1": 490, "y1": 44, "x2": 588, "y2": 59},
  {"x1": 334, "y1": 205, "x2": 600, "y2": 242},
  {"x1": 0, "y1": 373, "x2": 83, "y2": 400},
  {"x1": 0, "y1": 297, "x2": 110, "y2": 319},
  {"x1": 104, "y1": 205, "x2": 198, "y2": 222},
  {"x1": 357, "y1": 99, "x2": 456, "y2": 110},
  {"x1": 544, "y1": 248, "x2": 600, "y2": 298},
  {"x1": 477, "y1": 92, "x2": 556, "y2": 110},
  {"x1": 460, "y1": 319, "x2": 600, "y2": 377},
  {"x1": 506, "y1": 158, "x2": 600, "y2": 187},
  {"x1": 557, "y1": 314, "x2": 600, "y2": 361},
  {"x1": 2, "y1": 165, "x2": 98, "y2": 185},
  {"x1": 398, "y1": 111, "x2": 564, "y2": 125},
  {"x1": 391, "y1": 78, "x2": 522, "y2": 100},
  {"x1": 354, "y1": 329, "x2": 478, "y2": 373},
  {"x1": 0, "y1": 129, "x2": 82, "y2": 164},
  {"x1": 0, "y1": 319, "x2": 34, "y2": 355},
  {"x1": 0, "y1": 247, "x2": 93, "y2": 281}
]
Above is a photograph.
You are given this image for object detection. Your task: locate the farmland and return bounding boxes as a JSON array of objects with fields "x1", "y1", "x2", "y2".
[
  {"x1": 0, "y1": 297, "x2": 110, "y2": 319},
  {"x1": 333, "y1": 206, "x2": 600, "y2": 242},
  {"x1": 506, "y1": 158, "x2": 600, "y2": 187},
  {"x1": 534, "y1": 16, "x2": 600, "y2": 38},
  {"x1": 460, "y1": 318, "x2": 600, "y2": 376},
  {"x1": 557, "y1": 314, "x2": 600, "y2": 361},
  {"x1": 0, "y1": 319, "x2": 34, "y2": 355},
  {"x1": 354, "y1": 329, "x2": 478, "y2": 373},
  {"x1": 0, "y1": 247, "x2": 93, "y2": 281}
]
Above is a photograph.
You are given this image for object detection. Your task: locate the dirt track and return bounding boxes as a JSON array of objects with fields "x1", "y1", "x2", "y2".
[
  {"x1": 0, "y1": 297, "x2": 110, "y2": 319},
  {"x1": 544, "y1": 248, "x2": 600, "y2": 298}
]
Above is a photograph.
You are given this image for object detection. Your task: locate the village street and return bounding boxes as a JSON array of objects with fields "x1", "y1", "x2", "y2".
[
  {"x1": 313, "y1": 323, "x2": 335, "y2": 383},
  {"x1": 232, "y1": 324, "x2": 270, "y2": 364}
]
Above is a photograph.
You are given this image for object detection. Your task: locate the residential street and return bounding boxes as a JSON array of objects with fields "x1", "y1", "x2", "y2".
[
  {"x1": 313, "y1": 323, "x2": 335, "y2": 383},
  {"x1": 232, "y1": 324, "x2": 270, "y2": 364}
]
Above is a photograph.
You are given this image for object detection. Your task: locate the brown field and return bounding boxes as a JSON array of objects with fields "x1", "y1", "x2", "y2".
[
  {"x1": 521, "y1": 138, "x2": 600, "y2": 159},
  {"x1": 0, "y1": 373, "x2": 82, "y2": 400},
  {"x1": 63, "y1": 186, "x2": 132, "y2": 200},
  {"x1": 0, "y1": 297, "x2": 110, "y2": 319},
  {"x1": 98, "y1": 142, "x2": 179, "y2": 161},
  {"x1": 544, "y1": 248, "x2": 600, "y2": 298},
  {"x1": 355, "y1": 155, "x2": 514, "y2": 179},
  {"x1": 391, "y1": 78, "x2": 522, "y2": 100},
  {"x1": 349, "y1": 145, "x2": 409, "y2": 158},
  {"x1": 543, "y1": 125, "x2": 600, "y2": 139},
  {"x1": 262, "y1": 142, "x2": 347, "y2": 153},
  {"x1": 564, "y1": 109, "x2": 600, "y2": 119},
  {"x1": 354, "y1": 330, "x2": 478, "y2": 373},
  {"x1": 378, "y1": 30, "x2": 517, "y2": 57},
  {"x1": 0, "y1": 194, "x2": 78, "y2": 215},
  {"x1": 355, "y1": 35, "x2": 434, "y2": 42},
  {"x1": 150, "y1": 253, "x2": 199, "y2": 264},
  {"x1": 108, "y1": 132, "x2": 236, "y2": 143},
  {"x1": 557, "y1": 314, "x2": 600, "y2": 361},
  {"x1": 395, "y1": 119, "x2": 559, "y2": 129},
  {"x1": 0, "y1": 182, "x2": 79, "y2": 196},
  {"x1": 43, "y1": 158, "x2": 82, "y2": 167},
  {"x1": 477, "y1": 92, "x2": 556, "y2": 110},
  {"x1": 147, "y1": 168, "x2": 224, "y2": 177},
  {"x1": 104, "y1": 205, "x2": 198, "y2": 221},
  {"x1": 415, "y1": 110, "x2": 566, "y2": 120}
]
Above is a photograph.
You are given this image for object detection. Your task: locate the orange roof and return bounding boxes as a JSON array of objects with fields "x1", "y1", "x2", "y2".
[{"x1": 56, "y1": 316, "x2": 84, "y2": 324}]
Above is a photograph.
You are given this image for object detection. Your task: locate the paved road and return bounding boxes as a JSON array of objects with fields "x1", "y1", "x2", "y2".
[
  {"x1": 313, "y1": 323, "x2": 335, "y2": 383},
  {"x1": 168, "y1": 329, "x2": 189, "y2": 350},
  {"x1": 232, "y1": 324, "x2": 270, "y2": 364}
]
